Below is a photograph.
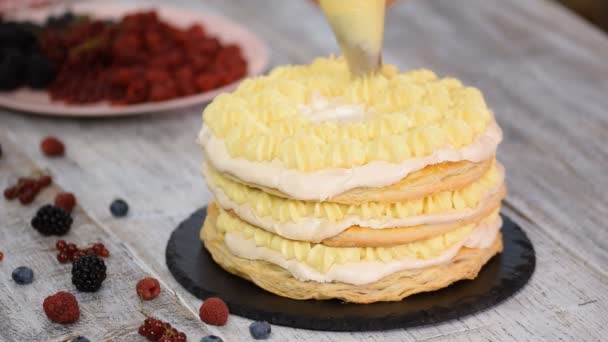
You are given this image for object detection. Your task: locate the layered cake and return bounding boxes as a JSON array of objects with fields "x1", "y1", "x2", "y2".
[{"x1": 198, "y1": 56, "x2": 504, "y2": 303}]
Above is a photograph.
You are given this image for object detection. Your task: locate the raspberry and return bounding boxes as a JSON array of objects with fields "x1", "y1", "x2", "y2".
[
  {"x1": 249, "y1": 321, "x2": 271, "y2": 340},
  {"x1": 199, "y1": 297, "x2": 229, "y2": 326},
  {"x1": 195, "y1": 73, "x2": 220, "y2": 92},
  {"x1": 136, "y1": 277, "x2": 161, "y2": 300},
  {"x1": 55, "y1": 192, "x2": 76, "y2": 212},
  {"x1": 72, "y1": 255, "x2": 107, "y2": 292},
  {"x1": 31, "y1": 204, "x2": 73, "y2": 236},
  {"x1": 0, "y1": 251, "x2": 3, "y2": 261},
  {"x1": 41, "y1": 136, "x2": 65, "y2": 156},
  {"x1": 43, "y1": 291, "x2": 80, "y2": 324}
]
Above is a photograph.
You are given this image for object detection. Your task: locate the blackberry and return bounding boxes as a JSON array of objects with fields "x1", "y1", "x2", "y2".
[
  {"x1": 0, "y1": 48, "x2": 24, "y2": 90},
  {"x1": 71, "y1": 337, "x2": 90, "y2": 342},
  {"x1": 72, "y1": 255, "x2": 107, "y2": 292},
  {"x1": 201, "y1": 336, "x2": 223, "y2": 342},
  {"x1": 25, "y1": 54, "x2": 56, "y2": 89},
  {"x1": 31, "y1": 204, "x2": 73, "y2": 236}
]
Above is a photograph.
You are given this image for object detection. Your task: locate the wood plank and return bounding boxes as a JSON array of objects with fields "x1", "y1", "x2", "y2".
[{"x1": 0, "y1": 137, "x2": 212, "y2": 341}]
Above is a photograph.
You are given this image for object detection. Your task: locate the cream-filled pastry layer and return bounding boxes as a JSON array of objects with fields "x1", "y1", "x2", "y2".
[
  {"x1": 205, "y1": 162, "x2": 503, "y2": 242},
  {"x1": 199, "y1": 120, "x2": 501, "y2": 201},
  {"x1": 221, "y1": 212, "x2": 502, "y2": 285},
  {"x1": 215, "y1": 205, "x2": 500, "y2": 278}
]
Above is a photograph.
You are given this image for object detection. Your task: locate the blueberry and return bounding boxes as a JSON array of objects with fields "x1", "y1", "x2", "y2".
[
  {"x1": 25, "y1": 54, "x2": 55, "y2": 89},
  {"x1": 71, "y1": 337, "x2": 90, "y2": 342},
  {"x1": 12, "y1": 266, "x2": 34, "y2": 285},
  {"x1": 249, "y1": 321, "x2": 271, "y2": 340},
  {"x1": 201, "y1": 336, "x2": 223, "y2": 342},
  {"x1": 110, "y1": 199, "x2": 129, "y2": 217}
]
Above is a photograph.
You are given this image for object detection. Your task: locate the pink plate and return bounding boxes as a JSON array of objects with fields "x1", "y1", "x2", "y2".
[{"x1": 0, "y1": 2, "x2": 269, "y2": 117}]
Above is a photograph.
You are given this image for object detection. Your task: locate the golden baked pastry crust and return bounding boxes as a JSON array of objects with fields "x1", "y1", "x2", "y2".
[
  {"x1": 201, "y1": 203, "x2": 503, "y2": 303},
  {"x1": 218, "y1": 158, "x2": 493, "y2": 205}
]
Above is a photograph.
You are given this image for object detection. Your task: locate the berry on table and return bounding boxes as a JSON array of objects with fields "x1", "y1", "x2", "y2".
[
  {"x1": 138, "y1": 317, "x2": 187, "y2": 342},
  {"x1": 31, "y1": 204, "x2": 73, "y2": 236},
  {"x1": 3, "y1": 186, "x2": 18, "y2": 199},
  {"x1": 136, "y1": 277, "x2": 161, "y2": 300},
  {"x1": 4, "y1": 174, "x2": 51, "y2": 204},
  {"x1": 36, "y1": 175, "x2": 52, "y2": 188},
  {"x1": 41, "y1": 136, "x2": 65, "y2": 156},
  {"x1": 55, "y1": 240, "x2": 110, "y2": 263},
  {"x1": 12, "y1": 266, "x2": 34, "y2": 285},
  {"x1": 249, "y1": 321, "x2": 271, "y2": 340},
  {"x1": 110, "y1": 199, "x2": 129, "y2": 217},
  {"x1": 199, "y1": 297, "x2": 229, "y2": 326},
  {"x1": 99, "y1": 247, "x2": 110, "y2": 257},
  {"x1": 43, "y1": 291, "x2": 80, "y2": 324},
  {"x1": 73, "y1": 250, "x2": 86, "y2": 260},
  {"x1": 55, "y1": 192, "x2": 76, "y2": 212},
  {"x1": 201, "y1": 335, "x2": 223, "y2": 342},
  {"x1": 57, "y1": 252, "x2": 70, "y2": 263},
  {"x1": 71, "y1": 336, "x2": 90, "y2": 342},
  {"x1": 18, "y1": 187, "x2": 36, "y2": 204},
  {"x1": 0, "y1": 251, "x2": 4, "y2": 261},
  {"x1": 56, "y1": 240, "x2": 67, "y2": 250},
  {"x1": 67, "y1": 243, "x2": 77, "y2": 253},
  {"x1": 72, "y1": 255, "x2": 106, "y2": 292}
]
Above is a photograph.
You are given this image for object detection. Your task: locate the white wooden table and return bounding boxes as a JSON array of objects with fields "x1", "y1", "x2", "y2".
[{"x1": 1, "y1": 0, "x2": 608, "y2": 341}]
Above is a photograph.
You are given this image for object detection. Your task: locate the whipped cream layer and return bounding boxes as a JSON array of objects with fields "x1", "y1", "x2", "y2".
[
  {"x1": 199, "y1": 121, "x2": 502, "y2": 201},
  {"x1": 224, "y1": 216, "x2": 502, "y2": 285},
  {"x1": 208, "y1": 165, "x2": 504, "y2": 242},
  {"x1": 298, "y1": 93, "x2": 369, "y2": 123}
]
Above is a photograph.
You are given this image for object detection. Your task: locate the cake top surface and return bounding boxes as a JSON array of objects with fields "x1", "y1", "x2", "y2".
[{"x1": 201, "y1": 56, "x2": 493, "y2": 172}]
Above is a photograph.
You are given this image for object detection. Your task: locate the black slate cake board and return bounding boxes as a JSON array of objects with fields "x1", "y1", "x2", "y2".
[{"x1": 166, "y1": 207, "x2": 535, "y2": 332}]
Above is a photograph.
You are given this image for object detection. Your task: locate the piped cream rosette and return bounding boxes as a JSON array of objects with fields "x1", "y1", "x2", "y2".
[{"x1": 199, "y1": 56, "x2": 505, "y2": 303}]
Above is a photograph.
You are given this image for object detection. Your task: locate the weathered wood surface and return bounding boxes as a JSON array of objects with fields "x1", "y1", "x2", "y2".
[{"x1": 1, "y1": 0, "x2": 607, "y2": 341}]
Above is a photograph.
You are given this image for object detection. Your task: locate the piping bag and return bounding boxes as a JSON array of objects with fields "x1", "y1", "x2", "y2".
[{"x1": 318, "y1": 0, "x2": 387, "y2": 77}]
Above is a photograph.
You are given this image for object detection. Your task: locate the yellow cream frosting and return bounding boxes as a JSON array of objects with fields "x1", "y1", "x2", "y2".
[
  {"x1": 202, "y1": 56, "x2": 492, "y2": 171},
  {"x1": 205, "y1": 161, "x2": 500, "y2": 224},
  {"x1": 216, "y1": 206, "x2": 500, "y2": 273}
]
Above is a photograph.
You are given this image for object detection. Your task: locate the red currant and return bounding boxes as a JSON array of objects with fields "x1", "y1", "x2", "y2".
[
  {"x1": 57, "y1": 252, "x2": 70, "y2": 263},
  {"x1": 66, "y1": 243, "x2": 77, "y2": 253},
  {"x1": 56, "y1": 240, "x2": 67, "y2": 251}
]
